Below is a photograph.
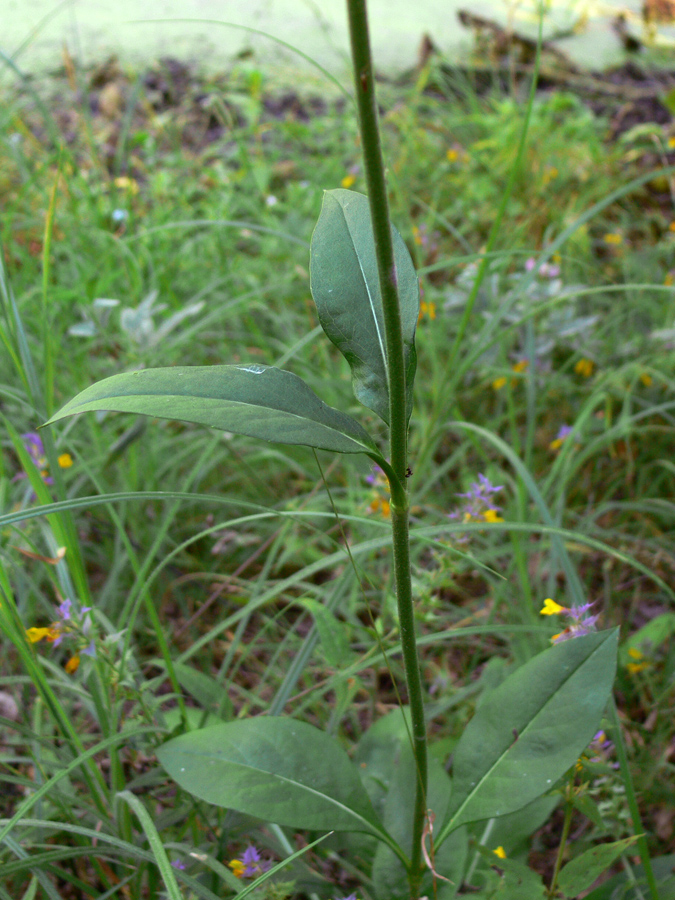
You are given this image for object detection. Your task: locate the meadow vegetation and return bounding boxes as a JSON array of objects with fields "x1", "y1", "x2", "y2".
[{"x1": 1, "y1": 40, "x2": 675, "y2": 899}]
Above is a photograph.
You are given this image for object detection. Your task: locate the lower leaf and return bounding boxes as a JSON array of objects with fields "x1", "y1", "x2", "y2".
[
  {"x1": 439, "y1": 629, "x2": 619, "y2": 843},
  {"x1": 157, "y1": 717, "x2": 396, "y2": 847}
]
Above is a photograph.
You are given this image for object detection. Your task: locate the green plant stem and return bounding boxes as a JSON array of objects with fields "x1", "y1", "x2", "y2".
[
  {"x1": 546, "y1": 776, "x2": 575, "y2": 898},
  {"x1": 390, "y1": 503, "x2": 427, "y2": 894},
  {"x1": 346, "y1": 1, "x2": 428, "y2": 893},
  {"x1": 608, "y1": 697, "x2": 659, "y2": 900},
  {"x1": 346, "y1": 0, "x2": 407, "y2": 484}
]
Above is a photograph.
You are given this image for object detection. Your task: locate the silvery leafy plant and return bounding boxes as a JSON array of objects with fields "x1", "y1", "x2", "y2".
[{"x1": 45, "y1": 2, "x2": 628, "y2": 897}]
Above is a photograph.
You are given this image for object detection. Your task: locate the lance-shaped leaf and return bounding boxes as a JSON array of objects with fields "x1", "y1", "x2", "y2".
[
  {"x1": 558, "y1": 836, "x2": 641, "y2": 897},
  {"x1": 44, "y1": 365, "x2": 379, "y2": 456},
  {"x1": 437, "y1": 629, "x2": 618, "y2": 845},
  {"x1": 310, "y1": 189, "x2": 419, "y2": 425},
  {"x1": 157, "y1": 718, "x2": 395, "y2": 845}
]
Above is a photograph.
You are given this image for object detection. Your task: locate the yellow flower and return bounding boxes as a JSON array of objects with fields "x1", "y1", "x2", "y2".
[
  {"x1": 489, "y1": 359, "x2": 528, "y2": 389},
  {"x1": 418, "y1": 300, "x2": 436, "y2": 321},
  {"x1": 669, "y1": 222, "x2": 675, "y2": 233},
  {"x1": 640, "y1": 372, "x2": 652, "y2": 387},
  {"x1": 493, "y1": 846, "x2": 507, "y2": 859},
  {"x1": 114, "y1": 176, "x2": 139, "y2": 194},
  {"x1": 369, "y1": 496, "x2": 391, "y2": 518},
  {"x1": 65, "y1": 655, "x2": 80, "y2": 674},
  {"x1": 482, "y1": 509, "x2": 503, "y2": 523},
  {"x1": 542, "y1": 165, "x2": 558, "y2": 186},
  {"x1": 341, "y1": 173, "x2": 356, "y2": 189},
  {"x1": 669, "y1": 136, "x2": 675, "y2": 149},
  {"x1": 446, "y1": 148, "x2": 459, "y2": 162},
  {"x1": 574, "y1": 358, "x2": 594, "y2": 378},
  {"x1": 626, "y1": 647, "x2": 649, "y2": 675},
  {"x1": 58, "y1": 453, "x2": 73, "y2": 468},
  {"x1": 549, "y1": 425, "x2": 573, "y2": 451},
  {"x1": 540, "y1": 598, "x2": 566, "y2": 616},
  {"x1": 26, "y1": 626, "x2": 55, "y2": 643},
  {"x1": 603, "y1": 232, "x2": 623, "y2": 245},
  {"x1": 228, "y1": 859, "x2": 246, "y2": 879}
]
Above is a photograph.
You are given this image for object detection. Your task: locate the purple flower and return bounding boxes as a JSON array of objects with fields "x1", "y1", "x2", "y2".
[
  {"x1": 171, "y1": 860, "x2": 186, "y2": 870},
  {"x1": 539, "y1": 262, "x2": 560, "y2": 278},
  {"x1": 524, "y1": 258, "x2": 560, "y2": 278},
  {"x1": 450, "y1": 473, "x2": 503, "y2": 523},
  {"x1": 51, "y1": 598, "x2": 74, "y2": 647},
  {"x1": 590, "y1": 730, "x2": 613, "y2": 755},
  {"x1": 46, "y1": 599, "x2": 96, "y2": 654},
  {"x1": 23, "y1": 432, "x2": 47, "y2": 466},
  {"x1": 365, "y1": 465, "x2": 381, "y2": 486},
  {"x1": 459, "y1": 473, "x2": 503, "y2": 503},
  {"x1": 16, "y1": 432, "x2": 53, "y2": 485},
  {"x1": 240, "y1": 845, "x2": 271, "y2": 877},
  {"x1": 552, "y1": 602, "x2": 599, "y2": 643},
  {"x1": 58, "y1": 598, "x2": 73, "y2": 621},
  {"x1": 549, "y1": 424, "x2": 576, "y2": 451},
  {"x1": 82, "y1": 639, "x2": 97, "y2": 658},
  {"x1": 586, "y1": 730, "x2": 619, "y2": 768}
]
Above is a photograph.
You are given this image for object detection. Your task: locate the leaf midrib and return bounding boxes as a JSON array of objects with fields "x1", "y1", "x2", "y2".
[
  {"x1": 341, "y1": 202, "x2": 388, "y2": 383},
  {"x1": 55, "y1": 394, "x2": 373, "y2": 450},
  {"x1": 448, "y1": 638, "x2": 607, "y2": 830},
  {"x1": 171, "y1": 749, "x2": 381, "y2": 833}
]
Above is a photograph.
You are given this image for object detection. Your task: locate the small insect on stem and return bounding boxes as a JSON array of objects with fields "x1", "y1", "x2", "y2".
[{"x1": 405, "y1": 466, "x2": 413, "y2": 478}]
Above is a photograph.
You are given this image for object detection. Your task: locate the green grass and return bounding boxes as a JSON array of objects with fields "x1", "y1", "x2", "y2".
[{"x1": 1, "y1": 52, "x2": 675, "y2": 899}]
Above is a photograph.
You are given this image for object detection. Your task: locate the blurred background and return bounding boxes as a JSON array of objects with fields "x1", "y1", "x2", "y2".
[{"x1": 5, "y1": 0, "x2": 675, "y2": 79}]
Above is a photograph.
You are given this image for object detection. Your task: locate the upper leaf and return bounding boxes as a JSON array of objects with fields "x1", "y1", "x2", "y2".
[
  {"x1": 157, "y1": 717, "x2": 391, "y2": 839},
  {"x1": 44, "y1": 365, "x2": 379, "y2": 456},
  {"x1": 438, "y1": 629, "x2": 619, "y2": 843},
  {"x1": 310, "y1": 189, "x2": 419, "y2": 425}
]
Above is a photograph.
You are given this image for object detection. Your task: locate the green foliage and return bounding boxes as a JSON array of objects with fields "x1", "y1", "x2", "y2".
[
  {"x1": 310, "y1": 189, "x2": 419, "y2": 425},
  {"x1": 40, "y1": 74, "x2": 622, "y2": 895},
  {"x1": 472, "y1": 848, "x2": 547, "y2": 899},
  {"x1": 158, "y1": 717, "x2": 395, "y2": 844},
  {"x1": 1, "y1": 13, "x2": 674, "y2": 900},
  {"x1": 558, "y1": 835, "x2": 641, "y2": 896},
  {"x1": 441, "y1": 629, "x2": 619, "y2": 838},
  {"x1": 45, "y1": 364, "x2": 380, "y2": 456}
]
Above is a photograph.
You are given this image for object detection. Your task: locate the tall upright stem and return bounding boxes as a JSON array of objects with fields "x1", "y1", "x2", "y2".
[{"x1": 346, "y1": 2, "x2": 428, "y2": 894}]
